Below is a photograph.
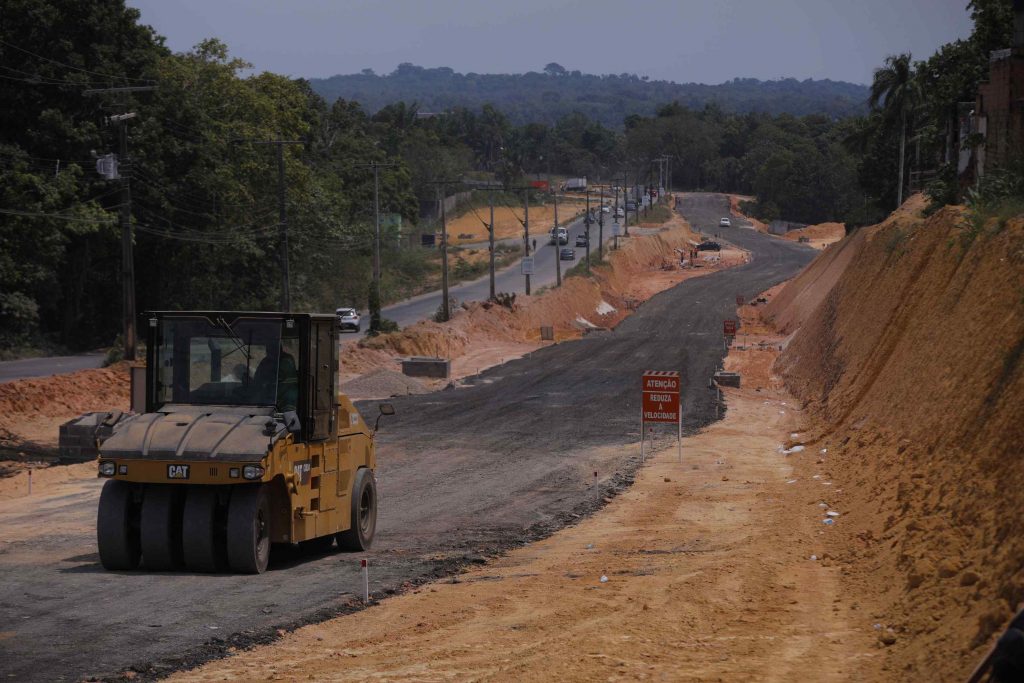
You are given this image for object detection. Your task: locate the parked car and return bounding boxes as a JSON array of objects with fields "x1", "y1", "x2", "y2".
[
  {"x1": 719, "y1": 217, "x2": 731, "y2": 227},
  {"x1": 549, "y1": 227, "x2": 568, "y2": 245},
  {"x1": 575, "y1": 233, "x2": 589, "y2": 247},
  {"x1": 336, "y1": 307, "x2": 361, "y2": 332},
  {"x1": 601, "y1": 205, "x2": 611, "y2": 214},
  {"x1": 625, "y1": 201, "x2": 637, "y2": 211},
  {"x1": 559, "y1": 247, "x2": 576, "y2": 261},
  {"x1": 615, "y1": 207, "x2": 624, "y2": 217},
  {"x1": 696, "y1": 241, "x2": 722, "y2": 252}
]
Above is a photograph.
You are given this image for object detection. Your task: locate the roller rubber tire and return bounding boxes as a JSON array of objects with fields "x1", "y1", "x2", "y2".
[
  {"x1": 140, "y1": 485, "x2": 185, "y2": 570},
  {"x1": 226, "y1": 484, "x2": 270, "y2": 574},
  {"x1": 182, "y1": 487, "x2": 227, "y2": 572},
  {"x1": 336, "y1": 468, "x2": 377, "y2": 551},
  {"x1": 96, "y1": 480, "x2": 141, "y2": 570}
]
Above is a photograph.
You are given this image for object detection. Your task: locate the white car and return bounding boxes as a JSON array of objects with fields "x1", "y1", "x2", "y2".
[
  {"x1": 336, "y1": 307, "x2": 361, "y2": 332},
  {"x1": 719, "y1": 217, "x2": 731, "y2": 227},
  {"x1": 600, "y1": 205, "x2": 611, "y2": 214},
  {"x1": 549, "y1": 227, "x2": 568, "y2": 245},
  {"x1": 615, "y1": 207, "x2": 624, "y2": 218}
]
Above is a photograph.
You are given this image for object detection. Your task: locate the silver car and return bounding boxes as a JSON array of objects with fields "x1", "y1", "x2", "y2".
[{"x1": 336, "y1": 308, "x2": 361, "y2": 332}]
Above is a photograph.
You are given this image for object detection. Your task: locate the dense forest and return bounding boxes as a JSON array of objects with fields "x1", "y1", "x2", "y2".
[
  {"x1": 0, "y1": 0, "x2": 1016, "y2": 355},
  {"x1": 310, "y1": 65, "x2": 870, "y2": 127}
]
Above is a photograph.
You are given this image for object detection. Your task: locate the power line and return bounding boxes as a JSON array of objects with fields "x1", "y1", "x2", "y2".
[
  {"x1": 0, "y1": 207, "x2": 117, "y2": 223},
  {"x1": 0, "y1": 38, "x2": 156, "y2": 85}
]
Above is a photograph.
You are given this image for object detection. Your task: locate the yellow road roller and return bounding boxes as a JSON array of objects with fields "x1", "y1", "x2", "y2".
[{"x1": 89, "y1": 311, "x2": 391, "y2": 573}]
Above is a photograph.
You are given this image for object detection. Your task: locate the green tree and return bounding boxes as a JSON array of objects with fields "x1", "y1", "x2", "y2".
[{"x1": 869, "y1": 53, "x2": 919, "y2": 208}]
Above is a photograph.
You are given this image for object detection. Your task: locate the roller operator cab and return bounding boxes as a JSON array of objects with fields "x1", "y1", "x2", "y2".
[{"x1": 94, "y1": 311, "x2": 390, "y2": 574}]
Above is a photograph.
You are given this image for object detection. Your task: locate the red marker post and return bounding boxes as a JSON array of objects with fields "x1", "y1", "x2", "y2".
[{"x1": 361, "y1": 559, "x2": 369, "y2": 604}]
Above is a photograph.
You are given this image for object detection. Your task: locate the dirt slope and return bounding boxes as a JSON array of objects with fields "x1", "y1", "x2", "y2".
[{"x1": 771, "y1": 198, "x2": 1024, "y2": 680}]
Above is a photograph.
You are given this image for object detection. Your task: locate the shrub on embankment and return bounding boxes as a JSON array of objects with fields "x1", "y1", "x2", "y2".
[{"x1": 771, "y1": 196, "x2": 1024, "y2": 680}]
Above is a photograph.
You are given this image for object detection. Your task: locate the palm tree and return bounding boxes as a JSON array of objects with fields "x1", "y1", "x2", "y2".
[{"x1": 869, "y1": 53, "x2": 919, "y2": 207}]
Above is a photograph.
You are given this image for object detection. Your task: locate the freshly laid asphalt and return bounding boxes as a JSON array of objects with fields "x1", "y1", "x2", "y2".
[{"x1": 0, "y1": 194, "x2": 815, "y2": 682}]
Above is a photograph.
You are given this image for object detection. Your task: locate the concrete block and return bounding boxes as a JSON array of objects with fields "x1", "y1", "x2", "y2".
[
  {"x1": 401, "y1": 356, "x2": 450, "y2": 379},
  {"x1": 714, "y1": 371, "x2": 741, "y2": 388}
]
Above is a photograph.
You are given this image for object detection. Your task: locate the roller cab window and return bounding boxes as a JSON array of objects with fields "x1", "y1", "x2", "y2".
[{"x1": 154, "y1": 315, "x2": 298, "y2": 412}]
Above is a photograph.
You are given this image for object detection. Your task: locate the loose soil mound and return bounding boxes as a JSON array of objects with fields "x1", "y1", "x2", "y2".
[
  {"x1": 341, "y1": 368, "x2": 428, "y2": 400},
  {"x1": 772, "y1": 196, "x2": 1024, "y2": 680},
  {"x1": 782, "y1": 222, "x2": 846, "y2": 249}
]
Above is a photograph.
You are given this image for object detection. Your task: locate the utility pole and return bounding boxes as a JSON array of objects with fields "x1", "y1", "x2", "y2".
[
  {"x1": 436, "y1": 185, "x2": 448, "y2": 325},
  {"x1": 584, "y1": 188, "x2": 591, "y2": 273},
  {"x1": 116, "y1": 115, "x2": 136, "y2": 361},
  {"x1": 237, "y1": 138, "x2": 304, "y2": 311},
  {"x1": 84, "y1": 85, "x2": 156, "y2": 361},
  {"x1": 623, "y1": 171, "x2": 630, "y2": 237},
  {"x1": 356, "y1": 161, "x2": 396, "y2": 331},
  {"x1": 523, "y1": 188, "x2": 531, "y2": 295},
  {"x1": 426, "y1": 179, "x2": 463, "y2": 322},
  {"x1": 613, "y1": 182, "x2": 620, "y2": 251},
  {"x1": 552, "y1": 173, "x2": 561, "y2": 287},
  {"x1": 598, "y1": 185, "x2": 605, "y2": 260},
  {"x1": 489, "y1": 189, "x2": 496, "y2": 301}
]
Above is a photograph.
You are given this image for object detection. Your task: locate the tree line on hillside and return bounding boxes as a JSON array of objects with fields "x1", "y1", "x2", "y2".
[
  {"x1": 1, "y1": 0, "x2": 1014, "y2": 356},
  {"x1": 310, "y1": 64, "x2": 870, "y2": 128}
]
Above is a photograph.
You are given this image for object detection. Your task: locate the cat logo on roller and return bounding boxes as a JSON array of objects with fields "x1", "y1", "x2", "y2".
[{"x1": 167, "y1": 464, "x2": 190, "y2": 479}]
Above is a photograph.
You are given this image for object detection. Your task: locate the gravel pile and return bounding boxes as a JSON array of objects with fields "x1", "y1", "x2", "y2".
[{"x1": 342, "y1": 368, "x2": 429, "y2": 399}]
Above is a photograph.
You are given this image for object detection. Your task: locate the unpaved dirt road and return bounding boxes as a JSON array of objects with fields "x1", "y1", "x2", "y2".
[{"x1": 0, "y1": 194, "x2": 814, "y2": 682}]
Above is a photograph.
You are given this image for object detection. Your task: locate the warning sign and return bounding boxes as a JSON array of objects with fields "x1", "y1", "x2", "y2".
[
  {"x1": 723, "y1": 319, "x2": 737, "y2": 336},
  {"x1": 736, "y1": 294, "x2": 745, "y2": 306},
  {"x1": 642, "y1": 370, "x2": 680, "y2": 423}
]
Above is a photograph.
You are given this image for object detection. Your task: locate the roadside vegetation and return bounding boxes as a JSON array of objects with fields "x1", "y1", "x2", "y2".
[{"x1": 1, "y1": 0, "x2": 1018, "y2": 357}]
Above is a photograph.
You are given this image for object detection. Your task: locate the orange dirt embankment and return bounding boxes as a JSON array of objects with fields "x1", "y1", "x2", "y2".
[
  {"x1": 447, "y1": 200, "x2": 586, "y2": 245},
  {"x1": 343, "y1": 199, "x2": 730, "y2": 386},
  {"x1": 766, "y1": 194, "x2": 1024, "y2": 681},
  {"x1": 782, "y1": 222, "x2": 846, "y2": 249},
  {"x1": 174, "y1": 329, "x2": 877, "y2": 683},
  {"x1": 0, "y1": 362, "x2": 130, "y2": 451}
]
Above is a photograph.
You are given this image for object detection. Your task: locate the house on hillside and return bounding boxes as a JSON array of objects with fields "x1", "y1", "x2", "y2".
[{"x1": 966, "y1": 0, "x2": 1024, "y2": 181}]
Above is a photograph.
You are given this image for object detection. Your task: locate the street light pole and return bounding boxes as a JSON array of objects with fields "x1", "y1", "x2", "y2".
[{"x1": 598, "y1": 185, "x2": 605, "y2": 260}]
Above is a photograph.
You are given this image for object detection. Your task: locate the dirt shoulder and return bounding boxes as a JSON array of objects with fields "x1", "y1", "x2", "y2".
[{"x1": 172, "y1": 303, "x2": 879, "y2": 682}]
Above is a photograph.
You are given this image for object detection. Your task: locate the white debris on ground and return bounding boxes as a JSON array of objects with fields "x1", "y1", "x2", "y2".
[
  {"x1": 595, "y1": 301, "x2": 616, "y2": 316},
  {"x1": 574, "y1": 316, "x2": 600, "y2": 329}
]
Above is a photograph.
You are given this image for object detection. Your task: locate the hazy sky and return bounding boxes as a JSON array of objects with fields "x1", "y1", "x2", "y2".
[{"x1": 127, "y1": 0, "x2": 974, "y2": 85}]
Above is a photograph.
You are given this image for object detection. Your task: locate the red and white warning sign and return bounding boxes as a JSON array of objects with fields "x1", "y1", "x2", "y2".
[
  {"x1": 723, "y1": 319, "x2": 737, "y2": 337},
  {"x1": 642, "y1": 370, "x2": 680, "y2": 423},
  {"x1": 641, "y1": 370, "x2": 682, "y2": 462}
]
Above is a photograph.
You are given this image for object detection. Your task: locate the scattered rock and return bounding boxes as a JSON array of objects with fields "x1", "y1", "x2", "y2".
[
  {"x1": 879, "y1": 633, "x2": 897, "y2": 646},
  {"x1": 960, "y1": 571, "x2": 981, "y2": 587}
]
